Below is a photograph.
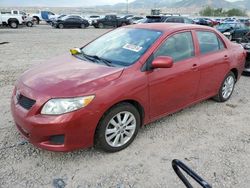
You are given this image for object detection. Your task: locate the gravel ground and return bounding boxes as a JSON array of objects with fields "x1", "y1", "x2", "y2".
[{"x1": 0, "y1": 24, "x2": 250, "y2": 188}]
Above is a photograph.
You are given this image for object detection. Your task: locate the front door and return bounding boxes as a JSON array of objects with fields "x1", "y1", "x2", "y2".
[{"x1": 147, "y1": 31, "x2": 200, "y2": 119}]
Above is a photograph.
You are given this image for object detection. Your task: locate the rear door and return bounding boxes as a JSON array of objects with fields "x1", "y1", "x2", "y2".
[
  {"x1": 195, "y1": 30, "x2": 230, "y2": 98},
  {"x1": 147, "y1": 31, "x2": 201, "y2": 119}
]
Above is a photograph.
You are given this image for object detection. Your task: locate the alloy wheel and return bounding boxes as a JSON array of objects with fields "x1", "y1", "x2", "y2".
[
  {"x1": 105, "y1": 111, "x2": 136, "y2": 147},
  {"x1": 222, "y1": 75, "x2": 235, "y2": 99}
]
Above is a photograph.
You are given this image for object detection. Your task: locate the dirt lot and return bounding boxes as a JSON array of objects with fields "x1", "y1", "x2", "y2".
[{"x1": 0, "y1": 24, "x2": 250, "y2": 188}]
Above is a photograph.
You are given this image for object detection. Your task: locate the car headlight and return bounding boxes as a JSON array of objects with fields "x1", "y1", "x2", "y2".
[
  {"x1": 41, "y1": 95, "x2": 95, "y2": 115},
  {"x1": 223, "y1": 32, "x2": 231, "y2": 36}
]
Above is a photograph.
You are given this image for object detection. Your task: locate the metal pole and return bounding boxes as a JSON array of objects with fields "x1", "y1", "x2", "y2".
[{"x1": 127, "y1": 0, "x2": 129, "y2": 14}]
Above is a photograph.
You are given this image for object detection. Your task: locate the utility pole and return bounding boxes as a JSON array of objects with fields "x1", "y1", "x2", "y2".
[{"x1": 126, "y1": 0, "x2": 129, "y2": 14}]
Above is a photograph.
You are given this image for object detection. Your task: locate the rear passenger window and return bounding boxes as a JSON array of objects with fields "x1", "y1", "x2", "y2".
[
  {"x1": 154, "y1": 32, "x2": 194, "y2": 62},
  {"x1": 197, "y1": 31, "x2": 224, "y2": 54}
]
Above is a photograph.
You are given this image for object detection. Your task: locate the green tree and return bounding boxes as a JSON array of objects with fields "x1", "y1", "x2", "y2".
[
  {"x1": 200, "y1": 6, "x2": 247, "y2": 17},
  {"x1": 227, "y1": 8, "x2": 247, "y2": 17}
]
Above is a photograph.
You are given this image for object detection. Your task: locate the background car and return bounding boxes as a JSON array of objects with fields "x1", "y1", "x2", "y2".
[
  {"x1": 128, "y1": 16, "x2": 144, "y2": 24},
  {"x1": 216, "y1": 22, "x2": 250, "y2": 40},
  {"x1": 52, "y1": 15, "x2": 89, "y2": 29},
  {"x1": 92, "y1": 15, "x2": 131, "y2": 28},
  {"x1": 164, "y1": 16, "x2": 194, "y2": 24},
  {"x1": 238, "y1": 32, "x2": 250, "y2": 75},
  {"x1": 193, "y1": 18, "x2": 212, "y2": 26},
  {"x1": 87, "y1": 15, "x2": 101, "y2": 25}
]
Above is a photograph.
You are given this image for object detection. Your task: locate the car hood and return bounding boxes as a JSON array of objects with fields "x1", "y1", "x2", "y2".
[{"x1": 19, "y1": 54, "x2": 124, "y2": 97}]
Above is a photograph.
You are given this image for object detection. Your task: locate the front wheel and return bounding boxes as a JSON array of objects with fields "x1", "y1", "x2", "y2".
[
  {"x1": 95, "y1": 103, "x2": 140, "y2": 152},
  {"x1": 213, "y1": 71, "x2": 236, "y2": 102},
  {"x1": 26, "y1": 21, "x2": 33, "y2": 27}
]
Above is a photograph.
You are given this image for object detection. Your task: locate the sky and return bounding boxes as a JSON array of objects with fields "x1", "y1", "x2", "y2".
[
  {"x1": 0, "y1": 0, "x2": 131, "y2": 7},
  {"x1": 0, "y1": 0, "x2": 239, "y2": 7}
]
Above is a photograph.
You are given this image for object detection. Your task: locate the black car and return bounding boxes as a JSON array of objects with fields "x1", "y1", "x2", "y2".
[
  {"x1": 216, "y1": 22, "x2": 250, "y2": 41},
  {"x1": 193, "y1": 18, "x2": 211, "y2": 26},
  {"x1": 164, "y1": 16, "x2": 194, "y2": 24},
  {"x1": 92, "y1": 15, "x2": 130, "y2": 28},
  {"x1": 140, "y1": 15, "x2": 168, "y2": 23},
  {"x1": 239, "y1": 32, "x2": 250, "y2": 75},
  {"x1": 52, "y1": 15, "x2": 89, "y2": 29}
]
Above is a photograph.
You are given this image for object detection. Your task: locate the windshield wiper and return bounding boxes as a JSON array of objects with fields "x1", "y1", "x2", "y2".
[{"x1": 81, "y1": 53, "x2": 114, "y2": 67}]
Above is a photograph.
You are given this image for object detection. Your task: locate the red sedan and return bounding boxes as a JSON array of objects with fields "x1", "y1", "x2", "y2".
[{"x1": 11, "y1": 23, "x2": 246, "y2": 152}]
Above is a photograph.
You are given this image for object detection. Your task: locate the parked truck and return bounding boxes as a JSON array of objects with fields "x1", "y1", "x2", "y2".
[
  {"x1": 29, "y1": 10, "x2": 57, "y2": 24},
  {"x1": 0, "y1": 12, "x2": 24, "y2": 28},
  {"x1": 92, "y1": 15, "x2": 131, "y2": 28},
  {"x1": 1, "y1": 10, "x2": 33, "y2": 27}
]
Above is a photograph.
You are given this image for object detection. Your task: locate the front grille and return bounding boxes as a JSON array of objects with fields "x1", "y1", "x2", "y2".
[{"x1": 17, "y1": 94, "x2": 36, "y2": 110}]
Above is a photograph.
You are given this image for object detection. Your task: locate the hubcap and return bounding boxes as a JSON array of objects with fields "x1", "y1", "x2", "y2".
[
  {"x1": 105, "y1": 111, "x2": 136, "y2": 147},
  {"x1": 11, "y1": 22, "x2": 17, "y2": 28},
  {"x1": 222, "y1": 75, "x2": 234, "y2": 99}
]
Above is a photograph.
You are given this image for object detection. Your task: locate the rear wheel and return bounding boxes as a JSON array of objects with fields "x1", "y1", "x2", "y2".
[
  {"x1": 95, "y1": 103, "x2": 140, "y2": 152},
  {"x1": 26, "y1": 21, "x2": 33, "y2": 27},
  {"x1": 9, "y1": 21, "x2": 18, "y2": 29},
  {"x1": 58, "y1": 23, "x2": 64, "y2": 29},
  {"x1": 213, "y1": 71, "x2": 236, "y2": 102},
  {"x1": 98, "y1": 23, "x2": 104, "y2": 29},
  {"x1": 80, "y1": 23, "x2": 86, "y2": 29}
]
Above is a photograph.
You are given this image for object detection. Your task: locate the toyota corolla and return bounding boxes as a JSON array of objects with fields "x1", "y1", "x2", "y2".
[{"x1": 11, "y1": 23, "x2": 246, "y2": 152}]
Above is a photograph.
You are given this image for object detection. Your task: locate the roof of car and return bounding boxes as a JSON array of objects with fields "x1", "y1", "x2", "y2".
[{"x1": 126, "y1": 23, "x2": 215, "y2": 32}]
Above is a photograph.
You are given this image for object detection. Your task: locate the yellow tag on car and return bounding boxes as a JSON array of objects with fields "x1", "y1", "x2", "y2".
[{"x1": 70, "y1": 48, "x2": 81, "y2": 55}]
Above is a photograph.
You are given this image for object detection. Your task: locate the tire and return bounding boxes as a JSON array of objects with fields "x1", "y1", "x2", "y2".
[
  {"x1": 213, "y1": 71, "x2": 236, "y2": 102},
  {"x1": 121, "y1": 23, "x2": 127, "y2": 26},
  {"x1": 58, "y1": 24, "x2": 64, "y2": 29},
  {"x1": 80, "y1": 23, "x2": 86, "y2": 29},
  {"x1": 26, "y1": 21, "x2": 33, "y2": 27},
  {"x1": 95, "y1": 103, "x2": 140, "y2": 152},
  {"x1": 9, "y1": 21, "x2": 18, "y2": 29},
  {"x1": 98, "y1": 23, "x2": 104, "y2": 29}
]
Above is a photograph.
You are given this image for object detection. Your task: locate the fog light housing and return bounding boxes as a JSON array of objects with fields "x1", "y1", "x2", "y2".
[{"x1": 49, "y1": 135, "x2": 65, "y2": 145}]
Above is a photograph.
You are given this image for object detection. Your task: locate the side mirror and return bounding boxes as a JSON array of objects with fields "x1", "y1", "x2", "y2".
[{"x1": 152, "y1": 56, "x2": 173, "y2": 69}]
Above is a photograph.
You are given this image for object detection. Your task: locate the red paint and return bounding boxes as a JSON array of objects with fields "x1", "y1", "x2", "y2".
[{"x1": 11, "y1": 24, "x2": 245, "y2": 151}]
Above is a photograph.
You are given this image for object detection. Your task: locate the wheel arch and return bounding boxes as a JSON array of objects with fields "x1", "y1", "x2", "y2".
[
  {"x1": 8, "y1": 18, "x2": 19, "y2": 24},
  {"x1": 230, "y1": 68, "x2": 238, "y2": 81},
  {"x1": 99, "y1": 99, "x2": 145, "y2": 127},
  {"x1": 33, "y1": 16, "x2": 40, "y2": 21}
]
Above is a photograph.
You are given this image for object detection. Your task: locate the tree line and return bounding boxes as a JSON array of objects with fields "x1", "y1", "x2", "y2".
[{"x1": 200, "y1": 6, "x2": 248, "y2": 17}]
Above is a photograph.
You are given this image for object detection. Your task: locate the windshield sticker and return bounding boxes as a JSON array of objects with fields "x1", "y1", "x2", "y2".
[{"x1": 123, "y1": 44, "x2": 143, "y2": 52}]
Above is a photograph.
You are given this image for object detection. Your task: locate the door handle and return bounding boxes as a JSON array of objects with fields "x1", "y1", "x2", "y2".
[
  {"x1": 191, "y1": 64, "x2": 198, "y2": 71},
  {"x1": 224, "y1": 55, "x2": 229, "y2": 60}
]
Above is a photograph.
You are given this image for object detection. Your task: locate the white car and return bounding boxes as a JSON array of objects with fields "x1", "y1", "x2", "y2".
[
  {"x1": 1, "y1": 10, "x2": 33, "y2": 27},
  {"x1": 0, "y1": 11, "x2": 24, "y2": 28},
  {"x1": 87, "y1": 15, "x2": 101, "y2": 25}
]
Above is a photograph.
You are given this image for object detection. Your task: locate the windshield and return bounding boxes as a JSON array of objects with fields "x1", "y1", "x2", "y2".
[
  {"x1": 81, "y1": 28, "x2": 162, "y2": 66},
  {"x1": 217, "y1": 23, "x2": 236, "y2": 29}
]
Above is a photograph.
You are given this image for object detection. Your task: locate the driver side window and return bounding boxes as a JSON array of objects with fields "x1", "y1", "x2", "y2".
[{"x1": 154, "y1": 32, "x2": 195, "y2": 63}]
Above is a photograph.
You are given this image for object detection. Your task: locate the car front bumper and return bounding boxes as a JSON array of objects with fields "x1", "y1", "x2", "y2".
[{"x1": 11, "y1": 87, "x2": 101, "y2": 152}]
